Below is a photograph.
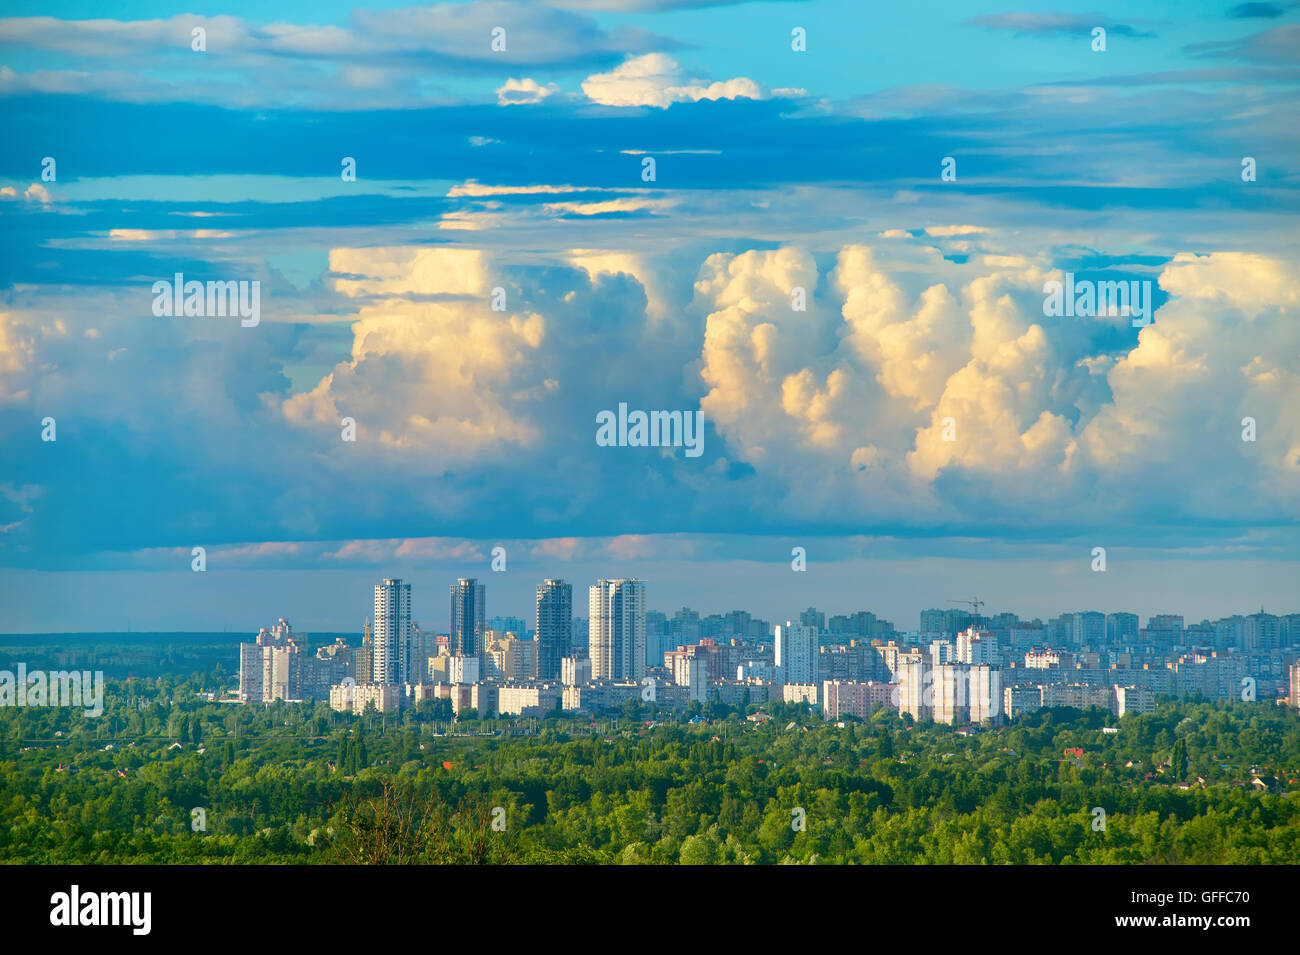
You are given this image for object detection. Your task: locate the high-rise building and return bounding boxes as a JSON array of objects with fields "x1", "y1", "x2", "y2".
[
  {"x1": 929, "y1": 639, "x2": 955, "y2": 667},
  {"x1": 897, "y1": 652, "x2": 929, "y2": 720},
  {"x1": 668, "y1": 653, "x2": 707, "y2": 702},
  {"x1": 1281, "y1": 614, "x2": 1300, "y2": 649},
  {"x1": 1049, "y1": 613, "x2": 1075, "y2": 646},
  {"x1": 589, "y1": 578, "x2": 646, "y2": 680},
  {"x1": 486, "y1": 631, "x2": 537, "y2": 682},
  {"x1": 1071, "y1": 612, "x2": 1105, "y2": 649},
  {"x1": 956, "y1": 627, "x2": 998, "y2": 665},
  {"x1": 373, "y1": 579, "x2": 412, "y2": 685},
  {"x1": 969, "y1": 664, "x2": 1002, "y2": 724},
  {"x1": 1106, "y1": 612, "x2": 1139, "y2": 645},
  {"x1": 1144, "y1": 614, "x2": 1184, "y2": 648},
  {"x1": 799, "y1": 607, "x2": 826, "y2": 631},
  {"x1": 932, "y1": 664, "x2": 967, "y2": 724},
  {"x1": 1290, "y1": 663, "x2": 1300, "y2": 710},
  {"x1": 354, "y1": 618, "x2": 374, "y2": 686},
  {"x1": 450, "y1": 578, "x2": 486, "y2": 658},
  {"x1": 561, "y1": 656, "x2": 593, "y2": 686},
  {"x1": 1003, "y1": 685, "x2": 1042, "y2": 719},
  {"x1": 448, "y1": 654, "x2": 481, "y2": 685},
  {"x1": 920, "y1": 608, "x2": 973, "y2": 636},
  {"x1": 238, "y1": 618, "x2": 305, "y2": 702},
  {"x1": 775, "y1": 621, "x2": 818, "y2": 685},
  {"x1": 1246, "y1": 611, "x2": 1280, "y2": 651},
  {"x1": 571, "y1": 616, "x2": 589, "y2": 653},
  {"x1": 1115, "y1": 685, "x2": 1156, "y2": 717},
  {"x1": 536, "y1": 579, "x2": 573, "y2": 681}
]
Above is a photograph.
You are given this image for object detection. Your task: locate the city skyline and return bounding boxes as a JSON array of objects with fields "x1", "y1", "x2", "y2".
[
  {"x1": 3, "y1": 553, "x2": 1295, "y2": 635},
  {"x1": 220, "y1": 570, "x2": 1300, "y2": 645},
  {"x1": 229, "y1": 569, "x2": 1299, "y2": 721}
]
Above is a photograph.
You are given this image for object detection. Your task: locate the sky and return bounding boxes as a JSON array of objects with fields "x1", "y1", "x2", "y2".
[{"x1": 0, "y1": 1, "x2": 1297, "y2": 633}]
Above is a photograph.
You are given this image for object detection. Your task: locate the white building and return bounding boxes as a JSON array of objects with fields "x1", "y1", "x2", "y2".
[
  {"x1": 589, "y1": 579, "x2": 647, "y2": 681},
  {"x1": 1003, "y1": 685, "x2": 1042, "y2": 719},
  {"x1": 330, "y1": 682, "x2": 401, "y2": 714},
  {"x1": 561, "y1": 656, "x2": 593, "y2": 686},
  {"x1": 496, "y1": 684, "x2": 562, "y2": 717},
  {"x1": 956, "y1": 628, "x2": 999, "y2": 666},
  {"x1": 1115, "y1": 685, "x2": 1157, "y2": 717},
  {"x1": 783, "y1": 683, "x2": 819, "y2": 705},
  {"x1": 737, "y1": 661, "x2": 784, "y2": 683},
  {"x1": 929, "y1": 640, "x2": 955, "y2": 667},
  {"x1": 897, "y1": 652, "x2": 930, "y2": 720},
  {"x1": 775, "y1": 622, "x2": 818, "y2": 685},
  {"x1": 1041, "y1": 683, "x2": 1116, "y2": 713},
  {"x1": 238, "y1": 619, "x2": 304, "y2": 702},
  {"x1": 486, "y1": 632, "x2": 537, "y2": 682},
  {"x1": 448, "y1": 654, "x2": 481, "y2": 686},
  {"x1": 969, "y1": 665, "x2": 1002, "y2": 723},
  {"x1": 932, "y1": 664, "x2": 967, "y2": 725},
  {"x1": 671, "y1": 654, "x2": 708, "y2": 702},
  {"x1": 822, "y1": 680, "x2": 893, "y2": 720},
  {"x1": 373, "y1": 578, "x2": 412, "y2": 685}
]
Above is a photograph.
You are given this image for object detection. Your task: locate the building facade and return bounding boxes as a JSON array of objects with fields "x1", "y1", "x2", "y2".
[
  {"x1": 450, "y1": 577, "x2": 486, "y2": 659},
  {"x1": 775, "y1": 622, "x2": 818, "y2": 685},
  {"x1": 536, "y1": 578, "x2": 572, "y2": 681},
  {"x1": 373, "y1": 579, "x2": 412, "y2": 685},
  {"x1": 589, "y1": 578, "x2": 647, "y2": 681}
]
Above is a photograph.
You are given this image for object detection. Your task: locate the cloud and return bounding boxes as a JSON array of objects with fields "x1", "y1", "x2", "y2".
[
  {"x1": 329, "y1": 247, "x2": 491, "y2": 298},
  {"x1": 558, "y1": 0, "x2": 789, "y2": 9},
  {"x1": 496, "y1": 77, "x2": 560, "y2": 105},
  {"x1": 0, "y1": 6, "x2": 678, "y2": 108},
  {"x1": 0, "y1": 183, "x2": 53, "y2": 205},
  {"x1": 1077, "y1": 252, "x2": 1300, "y2": 515},
  {"x1": 108, "y1": 228, "x2": 234, "y2": 241},
  {"x1": 1157, "y1": 251, "x2": 1300, "y2": 312},
  {"x1": 543, "y1": 197, "x2": 675, "y2": 216},
  {"x1": 924, "y1": 225, "x2": 990, "y2": 237},
  {"x1": 1185, "y1": 22, "x2": 1300, "y2": 63},
  {"x1": 967, "y1": 12, "x2": 1157, "y2": 38},
  {"x1": 2, "y1": 235, "x2": 1299, "y2": 567},
  {"x1": 1227, "y1": 2, "x2": 1294, "y2": 18},
  {"x1": 581, "y1": 53, "x2": 787, "y2": 108}
]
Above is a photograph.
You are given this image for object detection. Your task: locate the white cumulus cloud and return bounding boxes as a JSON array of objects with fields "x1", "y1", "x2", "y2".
[{"x1": 581, "y1": 53, "x2": 789, "y2": 108}]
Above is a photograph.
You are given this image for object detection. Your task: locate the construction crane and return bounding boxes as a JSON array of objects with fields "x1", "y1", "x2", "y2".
[{"x1": 947, "y1": 598, "x2": 985, "y2": 625}]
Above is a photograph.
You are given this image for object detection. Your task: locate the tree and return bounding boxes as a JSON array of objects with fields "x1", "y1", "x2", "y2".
[
  {"x1": 330, "y1": 785, "x2": 515, "y2": 865},
  {"x1": 1171, "y1": 738, "x2": 1189, "y2": 782},
  {"x1": 877, "y1": 729, "x2": 894, "y2": 759}
]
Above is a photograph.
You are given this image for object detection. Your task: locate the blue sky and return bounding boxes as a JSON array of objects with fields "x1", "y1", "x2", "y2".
[{"x1": 0, "y1": 1, "x2": 1297, "y2": 632}]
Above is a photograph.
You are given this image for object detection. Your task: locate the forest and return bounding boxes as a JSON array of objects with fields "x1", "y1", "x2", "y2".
[{"x1": 1, "y1": 668, "x2": 1298, "y2": 864}]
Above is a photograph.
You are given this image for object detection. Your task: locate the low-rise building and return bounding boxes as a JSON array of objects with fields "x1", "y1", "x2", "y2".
[
  {"x1": 329, "y1": 682, "x2": 401, "y2": 714},
  {"x1": 821, "y1": 680, "x2": 893, "y2": 720},
  {"x1": 1115, "y1": 685, "x2": 1157, "y2": 717},
  {"x1": 783, "y1": 683, "x2": 819, "y2": 705},
  {"x1": 497, "y1": 683, "x2": 562, "y2": 717}
]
